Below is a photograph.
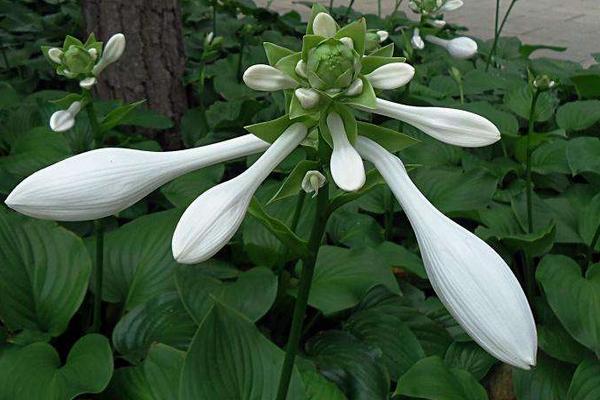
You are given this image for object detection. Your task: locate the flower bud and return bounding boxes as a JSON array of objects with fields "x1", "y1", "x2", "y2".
[
  {"x1": 92, "y1": 33, "x2": 126, "y2": 76},
  {"x1": 440, "y1": 0, "x2": 464, "y2": 12},
  {"x1": 431, "y1": 19, "x2": 447, "y2": 28},
  {"x1": 63, "y1": 45, "x2": 95, "y2": 75},
  {"x1": 48, "y1": 47, "x2": 63, "y2": 64},
  {"x1": 205, "y1": 32, "x2": 215, "y2": 46},
  {"x1": 411, "y1": 29, "x2": 425, "y2": 50},
  {"x1": 243, "y1": 64, "x2": 298, "y2": 91},
  {"x1": 49, "y1": 101, "x2": 82, "y2": 132},
  {"x1": 295, "y1": 60, "x2": 307, "y2": 79},
  {"x1": 376, "y1": 30, "x2": 389, "y2": 43},
  {"x1": 345, "y1": 79, "x2": 363, "y2": 96},
  {"x1": 79, "y1": 77, "x2": 97, "y2": 89},
  {"x1": 312, "y1": 12, "x2": 337, "y2": 38},
  {"x1": 339, "y1": 37, "x2": 354, "y2": 49},
  {"x1": 447, "y1": 37, "x2": 477, "y2": 59},
  {"x1": 307, "y1": 39, "x2": 361, "y2": 91},
  {"x1": 294, "y1": 88, "x2": 320, "y2": 109},
  {"x1": 366, "y1": 63, "x2": 415, "y2": 90},
  {"x1": 88, "y1": 48, "x2": 98, "y2": 60},
  {"x1": 533, "y1": 75, "x2": 556, "y2": 91},
  {"x1": 301, "y1": 170, "x2": 326, "y2": 197}
]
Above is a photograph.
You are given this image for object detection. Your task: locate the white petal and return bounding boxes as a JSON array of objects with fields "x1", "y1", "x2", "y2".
[
  {"x1": 312, "y1": 12, "x2": 337, "y2": 38},
  {"x1": 440, "y1": 0, "x2": 464, "y2": 11},
  {"x1": 172, "y1": 123, "x2": 307, "y2": 264},
  {"x1": 79, "y1": 77, "x2": 97, "y2": 89},
  {"x1": 102, "y1": 33, "x2": 126, "y2": 64},
  {"x1": 294, "y1": 88, "x2": 320, "y2": 109},
  {"x1": 447, "y1": 37, "x2": 478, "y2": 59},
  {"x1": 363, "y1": 98, "x2": 500, "y2": 147},
  {"x1": 356, "y1": 136, "x2": 537, "y2": 369},
  {"x1": 365, "y1": 63, "x2": 415, "y2": 90},
  {"x1": 376, "y1": 30, "x2": 389, "y2": 42},
  {"x1": 339, "y1": 37, "x2": 354, "y2": 49},
  {"x1": 48, "y1": 47, "x2": 63, "y2": 64},
  {"x1": 411, "y1": 29, "x2": 425, "y2": 50},
  {"x1": 49, "y1": 110, "x2": 75, "y2": 132},
  {"x1": 243, "y1": 64, "x2": 297, "y2": 91},
  {"x1": 344, "y1": 79, "x2": 363, "y2": 96},
  {"x1": 295, "y1": 60, "x2": 307, "y2": 78},
  {"x1": 5, "y1": 135, "x2": 269, "y2": 221},
  {"x1": 431, "y1": 19, "x2": 447, "y2": 28},
  {"x1": 327, "y1": 112, "x2": 365, "y2": 192}
]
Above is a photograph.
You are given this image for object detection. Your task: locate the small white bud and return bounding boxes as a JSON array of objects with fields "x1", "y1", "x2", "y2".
[
  {"x1": 301, "y1": 170, "x2": 326, "y2": 197},
  {"x1": 365, "y1": 63, "x2": 415, "y2": 90},
  {"x1": 294, "y1": 88, "x2": 320, "y2": 109},
  {"x1": 345, "y1": 78, "x2": 363, "y2": 96},
  {"x1": 440, "y1": 0, "x2": 464, "y2": 11},
  {"x1": 79, "y1": 77, "x2": 97, "y2": 89},
  {"x1": 48, "y1": 47, "x2": 63, "y2": 64},
  {"x1": 62, "y1": 69, "x2": 77, "y2": 78},
  {"x1": 313, "y1": 12, "x2": 337, "y2": 38},
  {"x1": 295, "y1": 59, "x2": 307, "y2": 79},
  {"x1": 431, "y1": 19, "x2": 447, "y2": 28},
  {"x1": 92, "y1": 33, "x2": 126, "y2": 76},
  {"x1": 411, "y1": 29, "x2": 425, "y2": 50},
  {"x1": 376, "y1": 30, "x2": 389, "y2": 43},
  {"x1": 446, "y1": 37, "x2": 478, "y2": 59},
  {"x1": 88, "y1": 48, "x2": 98, "y2": 60},
  {"x1": 243, "y1": 64, "x2": 298, "y2": 91},
  {"x1": 339, "y1": 37, "x2": 354, "y2": 49},
  {"x1": 49, "y1": 101, "x2": 82, "y2": 132},
  {"x1": 206, "y1": 32, "x2": 214, "y2": 45}
]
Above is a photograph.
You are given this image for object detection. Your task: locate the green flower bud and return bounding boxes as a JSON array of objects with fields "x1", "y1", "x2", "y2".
[
  {"x1": 364, "y1": 32, "x2": 380, "y2": 53},
  {"x1": 307, "y1": 39, "x2": 361, "y2": 91},
  {"x1": 532, "y1": 74, "x2": 556, "y2": 91},
  {"x1": 62, "y1": 45, "x2": 95, "y2": 76}
]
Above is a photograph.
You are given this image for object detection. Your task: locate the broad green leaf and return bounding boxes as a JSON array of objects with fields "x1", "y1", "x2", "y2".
[
  {"x1": 360, "y1": 56, "x2": 406, "y2": 75},
  {"x1": 520, "y1": 44, "x2": 567, "y2": 58},
  {"x1": 326, "y1": 209, "x2": 384, "y2": 248},
  {"x1": 567, "y1": 360, "x2": 600, "y2": 400},
  {"x1": 567, "y1": 137, "x2": 600, "y2": 175},
  {"x1": 179, "y1": 302, "x2": 305, "y2": 400},
  {"x1": 334, "y1": 19, "x2": 366, "y2": 56},
  {"x1": 306, "y1": 330, "x2": 390, "y2": 400},
  {"x1": 504, "y1": 85, "x2": 557, "y2": 122},
  {"x1": 264, "y1": 42, "x2": 295, "y2": 66},
  {"x1": 571, "y1": 72, "x2": 600, "y2": 99},
  {"x1": 357, "y1": 121, "x2": 419, "y2": 153},
  {"x1": 556, "y1": 100, "x2": 600, "y2": 131},
  {"x1": 176, "y1": 265, "x2": 277, "y2": 324},
  {"x1": 301, "y1": 35, "x2": 324, "y2": 63},
  {"x1": 513, "y1": 353, "x2": 574, "y2": 400},
  {"x1": 394, "y1": 356, "x2": 488, "y2": 400},
  {"x1": 299, "y1": 365, "x2": 347, "y2": 400},
  {"x1": 0, "y1": 334, "x2": 113, "y2": 400},
  {"x1": 537, "y1": 255, "x2": 600, "y2": 356},
  {"x1": 99, "y1": 100, "x2": 146, "y2": 132},
  {"x1": 532, "y1": 140, "x2": 570, "y2": 175},
  {"x1": 0, "y1": 208, "x2": 91, "y2": 337},
  {"x1": 369, "y1": 43, "x2": 394, "y2": 57},
  {"x1": 444, "y1": 342, "x2": 497, "y2": 380},
  {"x1": 112, "y1": 292, "x2": 196, "y2": 363},
  {"x1": 301, "y1": 246, "x2": 400, "y2": 315},
  {"x1": 329, "y1": 169, "x2": 385, "y2": 211},
  {"x1": 245, "y1": 114, "x2": 294, "y2": 143},
  {"x1": 578, "y1": 192, "x2": 600, "y2": 251},
  {"x1": 374, "y1": 241, "x2": 427, "y2": 278},
  {"x1": 269, "y1": 160, "x2": 320, "y2": 203},
  {"x1": 160, "y1": 164, "x2": 224, "y2": 208},
  {"x1": 340, "y1": 76, "x2": 377, "y2": 109},
  {"x1": 120, "y1": 108, "x2": 173, "y2": 130}
]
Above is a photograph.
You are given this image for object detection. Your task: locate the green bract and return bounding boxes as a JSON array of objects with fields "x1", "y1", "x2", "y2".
[
  {"x1": 62, "y1": 46, "x2": 95, "y2": 75},
  {"x1": 307, "y1": 39, "x2": 360, "y2": 91},
  {"x1": 42, "y1": 33, "x2": 103, "y2": 79}
]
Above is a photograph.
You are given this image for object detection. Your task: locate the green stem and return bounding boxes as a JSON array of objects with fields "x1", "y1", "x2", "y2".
[
  {"x1": 378, "y1": 0, "x2": 381, "y2": 18},
  {"x1": 86, "y1": 101, "x2": 103, "y2": 148},
  {"x1": 485, "y1": 0, "x2": 518, "y2": 71},
  {"x1": 329, "y1": 0, "x2": 334, "y2": 12},
  {"x1": 91, "y1": 219, "x2": 105, "y2": 332},
  {"x1": 237, "y1": 36, "x2": 245, "y2": 82},
  {"x1": 523, "y1": 252, "x2": 535, "y2": 302},
  {"x1": 459, "y1": 82, "x2": 464, "y2": 105},
  {"x1": 212, "y1": 2, "x2": 217, "y2": 35},
  {"x1": 290, "y1": 191, "x2": 306, "y2": 233},
  {"x1": 587, "y1": 224, "x2": 600, "y2": 267},
  {"x1": 525, "y1": 89, "x2": 540, "y2": 234},
  {"x1": 1, "y1": 45, "x2": 10, "y2": 70},
  {"x1": 345, "y1": 0, "x2": 355, "y2": 16}
]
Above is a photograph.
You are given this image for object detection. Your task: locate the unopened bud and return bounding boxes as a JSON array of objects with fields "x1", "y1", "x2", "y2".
[
  {"x1": 79, "y1": 77, "x2": 97, "y2": 89},
  {"x1": 302, "y1": 170, "x2": 326, "y2": 197},
  {"x1": 345, "y1": 78, "x2": 363, "y2": 96},
  {"x1": 376, "y1": 30, "x2": 389, "y2": 43},
  {"x1": 533, "y1": 75, "x2": 556, "y2": 91},
  {"x1": 48, "y1": 47, "x2": 63, "y2": 64},
  {"x1": 88, "y1": 48, "x2": 98, "y2": 60},
  {"x1": 313, "y1": 12, "x2": 337, "y2": 38},
  {"x1": 93, "y1": 33, "x2": 126, "y2": 76},
  {"x1": 294, "y1": 88, "x2": 320, "y2": 109},
  {"x1": 411, "y1": 28, "x2": 425, "y2": 50},
  {"x1": 339, "y1": 37, "x2": 354, "y2": 49},
  {"x1": 49, "y1": 101, "x2": 82, "y2": 132}
]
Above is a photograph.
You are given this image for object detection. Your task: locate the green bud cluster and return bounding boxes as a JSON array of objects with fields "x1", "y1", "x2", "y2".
[
  {"x1": 307, "y1": 39, "x2": 361, "y2": 92},
  {"x1": 43, "y1": 34, "x2": 103, "y2": 80}
]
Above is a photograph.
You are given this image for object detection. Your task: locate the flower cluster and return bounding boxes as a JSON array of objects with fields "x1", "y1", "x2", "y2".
[{"x1": 5, "y1": 5, "x2": 536, "y2": 369}]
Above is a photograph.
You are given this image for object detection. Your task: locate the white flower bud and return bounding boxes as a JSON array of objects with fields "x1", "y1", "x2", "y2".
[
  {"x1": 446, "y1": 37, "x2": 478, "y2": 59},
  {"x1": 206, "y1": 31, "x2": 214, "y2": 45},
  {"x1": 48, "y1": 47, "x2": 63, "y2": 64},
  {"x1": 345, "y1": 78, "x2": 363, "y2": 96},
  {"x1": 79, "y1": 77, "x2": 97, "y2": 90},
  {"x1": 411, "y1": 29, "x2": 425, "y2": 50},
  {"x1": 243, "y1": 64, "x2": 298, "y2": 91},
  {"x1": 339, "y1": 37, "x2": 354, "y2": 49},
  {"x1": 49, "y1": 101, "x2": 82, "y2": 132},
  {"x1": 295, "y1": 60, "x2": 307, "y2": 79},
  {"x1": 431, "y1": 19, "x2": 447, "y2": 28},
  {"x1": 301, "y1": 170, "x2": 326, "y2": 197},
  {"x1": 440, "y1": 0, "x2": 464, "y2": 11},
  {"x1": 365, "y1": 63, "x2": 415, "y2": 90},
  {"x1": 88, "y1": 48, "x2": 98, "y2": 60},
  {"x1": 313, "y1": 12, "x2": 337, "y2": 38},
  {"x1": 294, "y1": 88, "x2": 320, "y2": 109},
  {"x1": 376, "y1": 30, "x2": 389, "y2": 43},
  {"x1": 92, "y1": 33, "x2": 126, "y2": 76}
]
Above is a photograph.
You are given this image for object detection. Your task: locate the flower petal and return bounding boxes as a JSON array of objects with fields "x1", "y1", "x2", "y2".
[
  {"x1": 243, "y1": 64, "x2": 298, "y2": 91},
  {"x1": 327, "y1": 112, "x2": 365, "y2": 192},
  {"x1": 172, "y1": 122, "x2": 307, "y2": 264},
  {"x1": 312, "y1": 12, "x2": 337, "y2": 38},
  {"x1": 447, "y1": 37, "x2": 478, "y2": 59},
  {"x1": 49, "y1": 110, "x2": 75, "y2": 132},
  {"x1": 295, "y1": 88, "x2": 320, "y2": 109},
  {"x1": 364, "y1": 98, "x2": 500, "y2": 147},
  {"x1": 365, "y1": 63, "x2": 415, "y2": 90},
  {"x1": 5, "y1": 135, "x2": 269, "y2": 221},
  {"x1": 356, "y1": 136, "x2": 537, "y2": 369},
  {"x1": 440, "y1": 0, "x2": 464, "y2": 11}
]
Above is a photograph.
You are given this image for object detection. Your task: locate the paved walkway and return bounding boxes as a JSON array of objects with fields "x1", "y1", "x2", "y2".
[{"x1": 257, "y1": 0, "x2": 599, "y2": 65}]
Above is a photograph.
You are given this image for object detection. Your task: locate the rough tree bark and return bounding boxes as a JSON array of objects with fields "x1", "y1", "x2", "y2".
[{"x1": 81, "y1": 0, "x2": 188, "y2": 150}]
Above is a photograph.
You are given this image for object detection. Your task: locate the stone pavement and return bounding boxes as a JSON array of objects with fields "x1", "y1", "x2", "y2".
[{"x1": 256, "y1": 0, "x2": 599, "y2": 65}]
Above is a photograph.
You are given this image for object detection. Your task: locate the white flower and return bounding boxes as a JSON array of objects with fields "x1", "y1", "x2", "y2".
[
  {"x1": 294, "y1": 88, "x2": 320, "y2": 109},
  {"x1": 425, "y1": 35, "x2": 478, "y2": 59},
  {"x1": 356, "y1": 136, "x2": 537, "y2": 370},
  {"x1": 171, "y1": 122, "x2": 307, "y2": 264},
  {"x1": 411, "y1": 28, "x2": 425, "y2": 50},
  {"x1": 301, "y1": 170, "x2": 326, "y2": 197},
  {"x1": 312, "y1": 12, "x2": 337, "y2": 38},
  {"x1": 92, "y1": 33, "x2": 126, "y2": 76},
  {"x1": 327, "y1": 112, "x2": 365, "y2": 192},
  {"x1": 88, "y1": 48, "x2": 98, "y2": 60},
  {"x1": 49, "y1": 101, "x2": 82, "y2": 132},
  {"x1": 79, "y1": 77, "x2": 97, "y2": 89},
  {"x1": 243, "y1": 64, "x2": 298, "y2": 91},
  {"x1": 431, "y1": 19, "x2": 447, "y2": 28},
  {"x1": 376, "y1": 30, "x2": 389, "y2": 43},
  {"x1": 5, "y1": 135, "x2": 269, "y2": 221},
  {"x1": 295, "y1": 60, "x2": 308, "y2": 78},
  {"x1": 48, "y1": 47, "x2": 63, "y2": 64},
  {"x1": 339, "y1": 37, "x2": 354, "y2": 49},
  {"x1": 365, "y1": 63, "x2": 415, "y2": 90},
  {"x1": 440, "y1": 0, "x2": 464, "y2": 12},
  {"x1": 344, "y1": 79, "x2": 363, "y2": 96}
]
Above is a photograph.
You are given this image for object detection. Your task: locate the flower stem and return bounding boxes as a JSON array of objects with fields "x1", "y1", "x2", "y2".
[
  {"x1": 587, "y1": 224, "x2": 600, "y2": 267},
  {"x1": 378, "y1": 0, "x2": 381, "y2": 17},
  {"x1": 485, "y1": 0, "x2": 519, "y2": 71},
  {"x1": 237, "y1": 35, "x2": 246, "y2": 82},
  {"x1": 329, "y1": 0, "x2": 334, "y2": 12},
  {"x1": 91, "y1": 219, "x2": 105, "y2": 332},
  {"x1": 212, "y1": 2, "x2": 217, "y2": 36},
  {"x1": 86, "y1": 101, "x2": 103, "y2": 147},
  {"x1": 526, "y1": 89, "x2": 540, "y2": 234}
]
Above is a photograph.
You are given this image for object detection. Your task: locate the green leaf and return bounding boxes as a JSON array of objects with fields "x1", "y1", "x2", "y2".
[
  {"x1": 357, "y1": 121, "x2": 418, "y2": 153},
  {"x1": 160, "y1": 165, "x2": 224, "y2": 208},
  {"x1": 0, "y1": 209, "x2": 91, "y2": 337},
  {"x1": 306, "y1": 330, "x2": 390, "y2": 400},
  {"x1": 269, "y1": 160, "x2": 320, "y2": 203},
  {"x1": 374, "y1": 241, "x2": 427, "y2": 278},
  {"x1": 567, "y1": 137, "x2": 600, "y2": 175},
  {"x1": 360, "y1": 56, "x2": 406, "y2": 75},
  {"x1": 334, "y1": 18, "x2": 367, "y2": 56},
  {"x1": 578, "y1": 192, "x2": 600, "y2": 251},
  {"x1": 369, "y1": 43, "x2": 395, "y2": 57},
  {"x1": 112, "y1": 292, "x2": 196, "y2": 363},
  {"x1": 531, "y1": 140, "x2": 570, "y2": 175},
  {"x1": 537, "y1": 255, "x2": 600, "y2": 356},
  {"x1": 444, "y1": 342, "x2": 497, "y2": 380},
  {"x1": 302, "y1": 35, "x2": 324, "y2": 63},
  {"x1": 0, "y1": 334, "x2": 113, "y2": 400},
  {"x1": 99, "y1": 100, "x2": 146, "y2": 132},
  {"x1": 95, "y1": 209, "x2": 181, "y2": 310},
  {"x1": 301, "y1": 246, "x2": 400, "y2": 315},
  {"x1": 327, "y1": 209, "x2": 384, "y2": 248},
  {"x1": 299, "y1": 365, "x2": 347, "y2": 400},
  {"x1": 504, "y1": 85, "x2": 557, "y2": 122},
  {"x1": 394, "y1": 356, "x2": 488, "y2": 400},
  {"x1": 571, "y1": 72, "x2": 600, "y2": 99},
  {"x1": 176, "y1": 265, "x2": 277, "y2": 324},
  {"x1": 567, "y1": 360, "x2": 600, "y2": 400},
  {"x1": 339, "y1": 75, "x2": 377, "y2": 109},
  {"x1": 264, "y1": 42, "x2": 295, "y2": 66},
  {"x1": 556, "y1": 100, "x2": 600, "y2": 132},
  {"x1": 513, "y1": 353, "x2": 575, "y2": 400},
  {"x1": 245, "y1": 114, "x2": 294, "y2": 143},
  {"x1": 329, "y1": 169, "x2": 385, "y2": 211},
  {"x1": 519, "y1": 44, "x2": 567, "y2": 58},
  {"x1": 119, "y1": 108, "x2": 173, "y2": 130},
  {"x1": 179, "y1": 301, "x2": 305, "y2": 400}
]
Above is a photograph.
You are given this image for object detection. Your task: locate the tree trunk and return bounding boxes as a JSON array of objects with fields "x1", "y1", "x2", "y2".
[{"x1": 81, "y1": 0, "x2": 187, "y2": 150}]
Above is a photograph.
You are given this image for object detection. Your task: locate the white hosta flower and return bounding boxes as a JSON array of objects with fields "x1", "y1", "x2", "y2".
[
  {"x1": 301, "y1": 170, "x2": 326, "y2": 197},
  {"x1": 295, "y1": 88, "x2": 320, "y2": 109},
  {"x1": 356, "y1": 136, "x2": 537, "y2": 370},
  {"x1": 49, "y1": 101, "x2": 82, "y2": 132},
  {"x1": 431, "y1": 19, "x2": 447, "y2": 28},
  {"x1": 365, "y1": 63, "x2": 415, "y2": 90},
  {"x1": 79, "y1": 77, "x2": 97, "y2": 89},
  {"x1": 48, "y1": 47, "x2": 63, "y2": 64},
  {"x1": 376, "y1": 30, "x2": 389, "y2": 43},
  {"x1": 440, "y1": 0, "x2": 464, "y2": 11},
  {"x1": 339, "y1": 37, "x2": 354, "y2": 49},
  {"x1": 360, "y1": 98, "x2": 500, "y2": 147},
  {"x1": 172, "y1": 123, "x2": 307, "y2": 264},
  {"x1": 344, "y1": 79, "x2": 363, "y2": 96},
  {"x1": 92, "y1": 33, "x2": 126, "y2": 75},
  {"x1": 5, "y1": 135, "x2": 269, "y2": 221},
  {"x1": 411, "y1": 28, "x2": 425, "y2": 50},
  {"x1": 327, "y1": 112, "x2": 365, "y2": 192},
  {"x1": 312, "y1": 12, "x2": 337, "y2": 38},
  {"x1": 425, "y1": 35, "x2": 478, "y2": 59},
  {"x1": 243, "y1": 64, "x2": 298, "y2": 91}
]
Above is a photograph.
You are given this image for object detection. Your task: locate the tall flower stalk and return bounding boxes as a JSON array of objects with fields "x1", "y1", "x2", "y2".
[{"x1": 485, "y1": 0, "x2": 519, "y2": 71}]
